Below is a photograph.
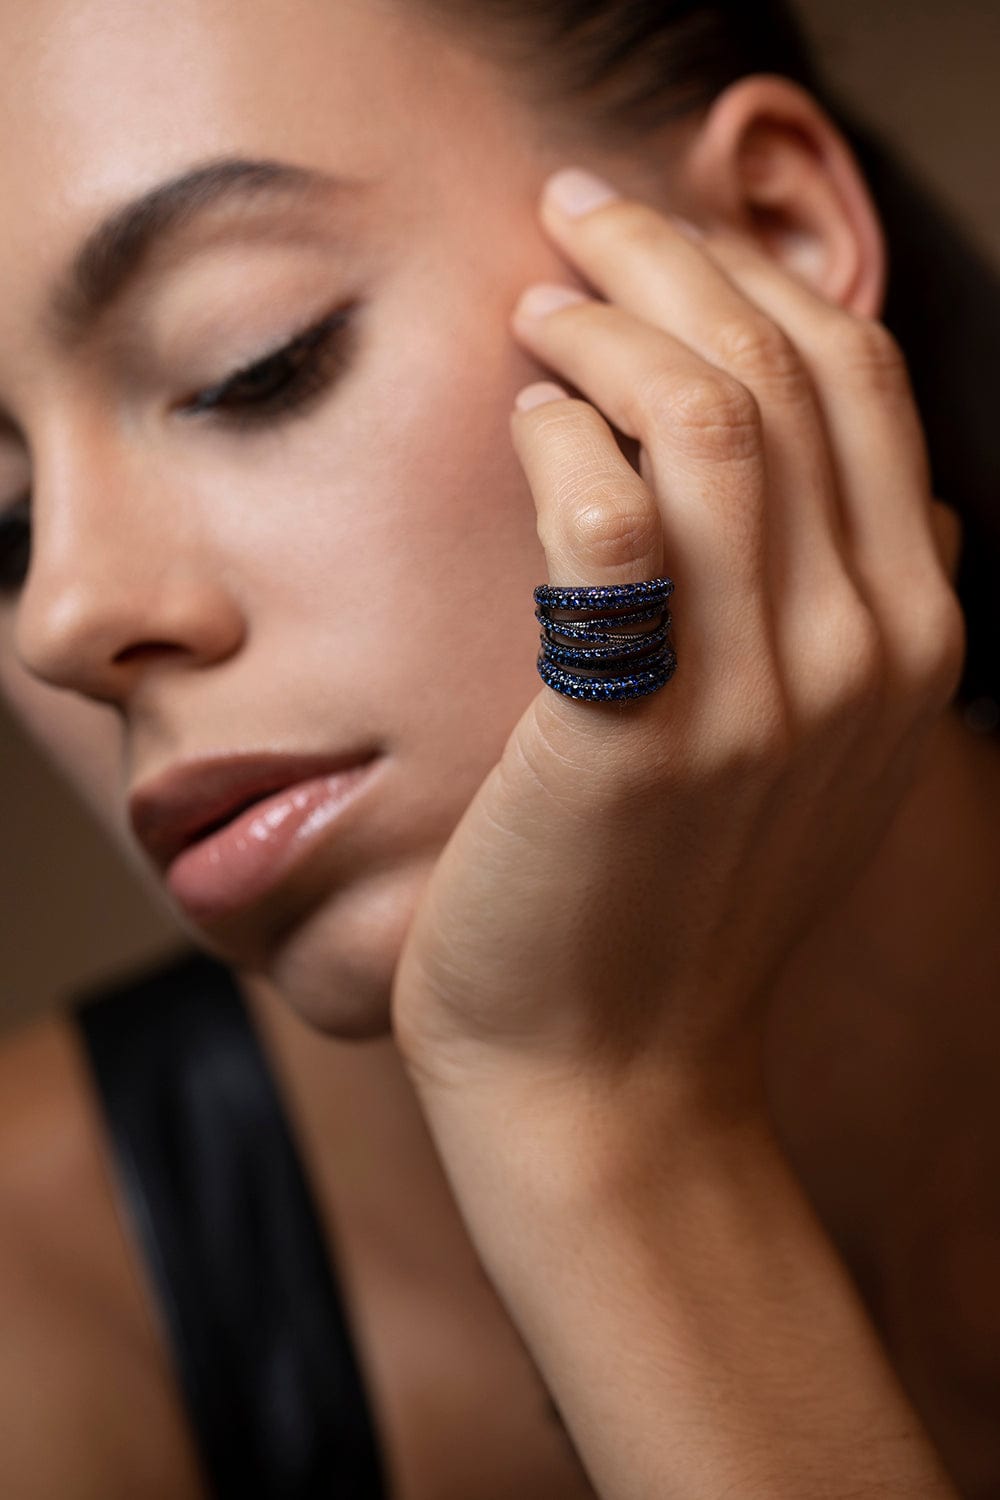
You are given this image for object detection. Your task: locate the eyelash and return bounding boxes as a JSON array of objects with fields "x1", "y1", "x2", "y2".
[
  {"x1": 0, "y1": 304, "x2": 355, "y2": 595},
  {"x1": 180, "y1": 302, "x2": 355, "y2": 427}
]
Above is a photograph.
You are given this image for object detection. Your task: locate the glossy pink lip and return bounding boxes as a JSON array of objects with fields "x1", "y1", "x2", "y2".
[{"x1": 127, "y1": 749, "x2": 382, "y2": 933}]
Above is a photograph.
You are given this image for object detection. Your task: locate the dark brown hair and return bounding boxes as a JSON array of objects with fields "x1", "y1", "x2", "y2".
[
  {"x1": 427, "y1": 0, "x2": 1000, "y2": 730},
  {"x1": 425, "y1": 0, "x2": 826, "y2": 140}
]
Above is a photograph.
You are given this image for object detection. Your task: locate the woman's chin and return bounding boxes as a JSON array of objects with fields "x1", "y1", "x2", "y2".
[{"x1": 226, "y1": 864, "x2": 426, "y2": 1039}]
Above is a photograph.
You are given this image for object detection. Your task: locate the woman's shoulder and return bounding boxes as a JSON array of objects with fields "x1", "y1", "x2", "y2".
[{"x1": 0, "y1": 1010, "x2": 209, "y2": 1500}]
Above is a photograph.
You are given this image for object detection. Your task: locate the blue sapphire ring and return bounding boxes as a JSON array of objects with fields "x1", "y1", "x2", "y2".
[{"x1": 533, "y1": 577, "x2": 677, "y2": 703}]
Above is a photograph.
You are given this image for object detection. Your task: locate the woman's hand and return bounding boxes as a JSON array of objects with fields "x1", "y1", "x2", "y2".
[
  {"x1": 386, "y1": 167, "x2": 965, "y2": 1500},
  {"x1": 390, "y1": 165, "x2": 966, "y2": 1115}
]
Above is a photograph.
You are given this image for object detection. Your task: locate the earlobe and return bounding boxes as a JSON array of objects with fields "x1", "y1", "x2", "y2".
[{"x1": 677, "y1": 74, "x2": 888, "y2": 321}]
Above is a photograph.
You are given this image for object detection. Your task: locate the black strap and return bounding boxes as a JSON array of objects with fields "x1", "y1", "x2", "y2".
[{"x1": 74, "y1": 950, "x2": 389, "y2": 1500}]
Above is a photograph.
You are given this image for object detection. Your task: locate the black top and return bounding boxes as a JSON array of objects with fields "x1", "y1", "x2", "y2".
[{"x1": 73, "y1": 949, "x2": 390, "y2": 1500}]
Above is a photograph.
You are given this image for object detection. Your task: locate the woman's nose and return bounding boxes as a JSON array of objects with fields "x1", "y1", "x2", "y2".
[{"x1": 14, "y1": 470, "x2": 246, "y2": 704}]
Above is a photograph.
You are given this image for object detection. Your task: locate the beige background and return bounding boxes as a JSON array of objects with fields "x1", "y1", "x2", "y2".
[{"x1": 2, "y1": 0, "x2": 999, "y2": 1028}]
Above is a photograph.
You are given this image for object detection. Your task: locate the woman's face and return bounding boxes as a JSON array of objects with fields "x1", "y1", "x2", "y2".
[{"x1": 0, "y1": 0, "x2": 641, "y2": 1033}]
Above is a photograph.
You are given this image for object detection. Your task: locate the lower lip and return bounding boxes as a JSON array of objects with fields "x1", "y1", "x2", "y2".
[{"x1": 165, "y1": 761, "x2": 378, "y2": 924}]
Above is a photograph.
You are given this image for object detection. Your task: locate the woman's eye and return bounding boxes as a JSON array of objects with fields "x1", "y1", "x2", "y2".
[
  {"x1": 0, "y1": 306, "x2": 358, "y2": 597},
  {"x1": 181, "y1": 303, "x2": 356, "y2": 429},
  {"x1": 0, "y1": 497, "x2": 31, "y2": 595}
]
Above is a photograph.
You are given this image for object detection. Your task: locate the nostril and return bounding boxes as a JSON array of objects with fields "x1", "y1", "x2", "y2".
[
  {"x1": 15, "y1": 558, "x2": 247, "y2": 695},
  {"x1": 113, "y1": 641, "x2": 187, "y2": 666}
]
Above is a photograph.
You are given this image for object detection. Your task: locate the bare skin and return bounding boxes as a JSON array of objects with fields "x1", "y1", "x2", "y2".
[
  {"x1": 0, "y1": 1013, "x2": 605, "y2": 1499},
  {"x1": 0, "y1": 1020, "x2": 211, "y2": 1500},
  {"x1": 1, "y1": 708, "x2": 998, "y2": 1498},
  {"x1": 0, "y1": 0, "x2": 998, "y2": 1494},
  {"x1": 766, "y1": 704, "x2": 1000, "y2": 1494},
  {"x1": 2, "y1": 700, "x2": 999, "y2": 1498}
]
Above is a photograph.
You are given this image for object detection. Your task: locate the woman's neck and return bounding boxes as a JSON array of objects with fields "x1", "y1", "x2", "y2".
[{"x1": 237, "y1": 961, "x2": 470, "y2": 1277}]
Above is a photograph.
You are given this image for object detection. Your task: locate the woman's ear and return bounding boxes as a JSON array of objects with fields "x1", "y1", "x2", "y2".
[{"x1": 675, "y1": 74, "x2": 887, "y2": 320}]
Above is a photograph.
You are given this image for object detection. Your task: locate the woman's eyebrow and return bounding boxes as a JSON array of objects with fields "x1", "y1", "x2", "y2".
[{"x1": 45, "y1": 156, "x2": 370, "y2": 349}]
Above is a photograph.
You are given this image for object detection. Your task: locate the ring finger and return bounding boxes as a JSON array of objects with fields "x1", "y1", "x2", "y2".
[{"x1": 513, "y1": 287, "x2": 840, "y2": 713}]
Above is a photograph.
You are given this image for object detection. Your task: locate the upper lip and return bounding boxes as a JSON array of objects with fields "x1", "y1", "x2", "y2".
[{"x1": 129, "y1": 749, "x2": 378, "y2": 872}]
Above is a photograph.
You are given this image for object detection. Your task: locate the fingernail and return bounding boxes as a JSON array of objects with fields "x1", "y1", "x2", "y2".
[
  {"x1": 516, "y1": 283, "x2": 588, "y2": 320},
  {"x1": 515, "y1": 382, "x2": 569, "y2": 412},
  {"x1": 544, "y1": 167, "x2": 620, "y2": 218}
]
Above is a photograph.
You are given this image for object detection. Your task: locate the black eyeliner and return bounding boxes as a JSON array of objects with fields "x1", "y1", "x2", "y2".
[{"x1": 181, "y1": 302, "x2": 356, "y2": 423}]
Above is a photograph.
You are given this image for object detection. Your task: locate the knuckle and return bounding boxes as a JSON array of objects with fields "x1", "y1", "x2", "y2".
[
  {"x1": 568, "y1": 492, "x2": 661, "y2": 569},
  {"x1": 841, "y1": 621, "x2": 886, "y2": 715},
  {"x1": 659, "y1": 368, "x2": 763, "y2": 461},
  {"x1": 818, "y1": 601, "x2": 886, "y2": 720},
  {"x1": 907, "y1": 587, "x2": 968, "y2": 709},
  {"x1": 684, "y1": 670, "x2": 791, "y2": 778},
  {"x1": 712, "y1": 315, "x2": 806, "y2": 393},
  {"x1": 935, "y1": 590, "x2": 969, "y2": 689},
  {"x1": 720, "y1": 688, "x2": 792, "y2": 769},
  {"x1": 830, "y1": 316, "x2": 911, "y2": 396},
  {"x1": 610, "y1": 677, "x2": 791, "y2": 806},
  {"x1": 688, "y1": 705, "x2": 793, "y2": 799}
]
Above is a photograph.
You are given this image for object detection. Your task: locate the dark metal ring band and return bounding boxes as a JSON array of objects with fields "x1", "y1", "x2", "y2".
[
  {"x1": 534, "y1": 577, "x2": 675, "y2": 613},
  {"x1": 540, "y1": 619, "x2": 673, "y2": 667},
  {"x1": 540, "y1": 609, "x2": 672, "y2": 648},
  {"x1": 537, "y1": 645, "x2": 678, "y2": 702},
  {"x1": 533, "y1": 577, "x2": 678, "y2": 702},
  {"x1": 534, "y1": 599, "x2": 668, "y2": 637}
]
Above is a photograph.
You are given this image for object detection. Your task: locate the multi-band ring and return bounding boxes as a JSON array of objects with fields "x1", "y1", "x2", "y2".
[{"x1": 533, "y1": 577, "x2": 677, "y2": 702}]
